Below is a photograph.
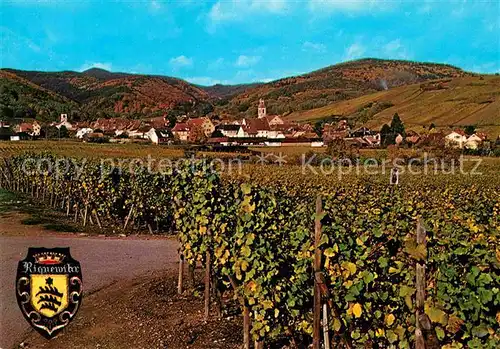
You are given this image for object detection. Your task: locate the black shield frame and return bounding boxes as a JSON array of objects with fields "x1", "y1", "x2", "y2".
[{"x1": 16, "y1": 247, "x2": 83, "y2": 339}]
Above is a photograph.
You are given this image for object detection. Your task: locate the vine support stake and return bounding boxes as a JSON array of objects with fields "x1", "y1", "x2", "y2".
[
  {"x1": 204, "y1": 244, "x2": 211, "y2": 321},
  {"x1": 177, "y1": 252, "x2": 184, "y2": 294},
  {"x1": 124, "y1": 204, "x2": 135, "y2": 229},
  {"x1": 415, "y1": 217, "x2": 426, "y2": 349},
  {"x1": 313, "y1": 195, "x2": 322, "y2": 349},
  {"x1": 189, "y1": 264, "x2": 195, "y2": 288},
  {"x1": 322, "y1": 303, "x2": 330, "y2": 349},
  {"x1": 243, "y1": 304, "x2": 250, "y2": 349},
  {"x1": 83, "y1": 204, "x2": 89, "y2": 227},
  {"x1": 254, "y1": 340, "x2": 264, "y2": 349},
  {"x1": 94, "y1": 211, "x2": 102, "y2": 229}
]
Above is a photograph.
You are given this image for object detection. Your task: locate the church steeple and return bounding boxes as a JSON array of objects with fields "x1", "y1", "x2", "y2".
[{"x1": 257, "y1": 99, "x2": 266, "y2": 119}]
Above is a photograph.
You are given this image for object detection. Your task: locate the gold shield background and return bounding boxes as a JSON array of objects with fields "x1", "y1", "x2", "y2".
[{"x1": 30, "y1": 274, "x2": 69, "y2": 318}]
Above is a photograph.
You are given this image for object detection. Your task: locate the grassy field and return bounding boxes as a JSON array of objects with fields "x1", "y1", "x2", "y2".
[
  {"x1": 0, "y1": 140, "x2": 186, "y2": 159},
  {"x1": 286, "y1": 76, "x2": 500, "y2": 136}
]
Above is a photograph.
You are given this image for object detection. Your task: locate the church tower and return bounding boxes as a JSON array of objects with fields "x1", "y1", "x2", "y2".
[{"x1": 257, "y1": 99, "x2": 266, "y2": 119}]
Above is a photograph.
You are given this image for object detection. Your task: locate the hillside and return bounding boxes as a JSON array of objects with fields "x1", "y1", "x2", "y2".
[
  {"x1": 286, "y1": 75, "x2": 500, "y2": 135},
  {"x1": 0, "y1": 59, "x2": 490, "y2": 126},
  {"x1": 199, "y1": 83, "x2": 262, "y2": 98},
  {"x1": 214, "y1": 58, "x2": 474, "y2": 119},
  {"x1": 0, "y1": 70, "x2": 78, "y2": 120},
  {"x1": 0, "y1": 68, "x2": 212, "y2": 121}
]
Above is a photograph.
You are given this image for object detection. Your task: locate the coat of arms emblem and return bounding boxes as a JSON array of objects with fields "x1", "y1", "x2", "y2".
[{"x1": 16, "y1": 247, "x2": 83, "y2": 339}]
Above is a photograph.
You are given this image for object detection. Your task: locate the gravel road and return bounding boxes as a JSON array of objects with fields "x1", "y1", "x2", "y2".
[{"x1": 0, "y1": 235, "x2": 178, "y2": 349}]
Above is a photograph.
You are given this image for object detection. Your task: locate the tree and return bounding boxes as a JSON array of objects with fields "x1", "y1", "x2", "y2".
[
  {"x1": 314, "y1": 121, "x2": 323, "y2": 137},
  {"x1": 0, "y1": 106, "x2": 14, "y2": 119},
  {"x1": 380, "y1": 124, "x2": 392, "y2": 147},
  {"x1": 390, "y1": 113, "x2": 406, "y2": 138},
  {"x1": 327, "y1": 138, "x2": 349, "y2": 159},
  {"x1": 41, "y1": 126, "x2": 59, "y2": 139},
  {"x1": 211, "y1": 129, "x2": 224, "y2": 138},
  {"x1": 59, "y1": 125, "x2": 69, "y2": 138},
  {"x1": 166, "y1": 112, "x2": 177, "y2": 128},
  {"x1": 464, "y1": 125, "x2": 476, "y2": 136},
  {"x1": 188, "y1": 124, "x2": 207, "y2": 143}
]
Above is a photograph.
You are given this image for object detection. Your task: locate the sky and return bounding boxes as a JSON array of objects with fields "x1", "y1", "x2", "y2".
[{"x1": 1, "y1": 0, "x2": 499, "y2": 85}]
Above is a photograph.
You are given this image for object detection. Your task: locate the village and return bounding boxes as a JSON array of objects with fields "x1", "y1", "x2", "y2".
[{"x1": 0, "y1": 98, "x2": 496, "y2": 152}]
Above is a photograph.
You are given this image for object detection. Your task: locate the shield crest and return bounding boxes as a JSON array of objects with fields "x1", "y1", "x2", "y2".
[{"x1": 16, "y1": 247, "x2": 83, "y2": 339}]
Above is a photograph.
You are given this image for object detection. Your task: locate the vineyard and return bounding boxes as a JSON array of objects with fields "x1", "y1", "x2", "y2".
[{"x1": 1, "y1": 153, "x2": 499, "y2": 348}]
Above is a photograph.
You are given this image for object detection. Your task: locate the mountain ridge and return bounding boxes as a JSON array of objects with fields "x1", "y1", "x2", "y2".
[{"x1": 2, "y1": 58, "x2": 496, "y2": 132}]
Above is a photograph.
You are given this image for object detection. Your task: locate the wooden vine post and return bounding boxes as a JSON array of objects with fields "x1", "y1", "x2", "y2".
[
  {"x1": 229, "y1": 274, "x2": 250, "y2": 349},
  {"x1": 243, "y1": 303, "x2": 250, "y2": 349},
  {"x1": 313, "y1": 195, "x2": 322, "y2": 349},
  {"x1": 415, "y1": 217, "x2": 426, "y2": 349},
  {"x1": 177, "y1": 252, "x2": 184, "y2": 294},
  {"x1": 204, "y1": 229, "x2": 211, "y2": 321}
]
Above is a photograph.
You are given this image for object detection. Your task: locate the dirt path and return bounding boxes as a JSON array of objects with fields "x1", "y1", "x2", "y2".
[
  {"x1": 18, "y1": 271, "x2": 242, "y2": 349},
  {"x1": 0, "y1": 213, "x2": 179, "y2": 349}
]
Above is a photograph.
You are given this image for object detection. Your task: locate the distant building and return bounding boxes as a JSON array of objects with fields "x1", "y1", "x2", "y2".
[
  {"x1": 217, "y1": 124, "x2": 243, "y2": 138},
  {"x1": 146, "y1": 128, "x2": 172, "y2": 145},
  {"x1": 464, "y1": 133, "x2": 487, "y2": 150},
  {"x1": 53, "y1": 113, "x2": 74, "y2": 130},
  {"x1": 265, "y1": 115, "x2": 284, "y2": 126},
  {"x1": 171, "y1": 123, "x2": 190, "y2": 142},
  {"x1": 322, "y1": 120, "x2": 350, "y2": 142},
  {"x1": 76, "y1": 128, "x2": 94, "y2": 139},
  {"x1": 344, "y1": 127, "x2": 381, "y2": 147},
  {"x1": 258, "y1": 99, "x2": 267, "y2": 119},
  {"x1": 405, "y1": 130, "x2": 420, "y2": 145},
  {"x1": 187, "y1": 117, "x2": 215, "y2": 137},
  {"x1": 445, "y1": 130, "x2": 467, "y2": 148}
]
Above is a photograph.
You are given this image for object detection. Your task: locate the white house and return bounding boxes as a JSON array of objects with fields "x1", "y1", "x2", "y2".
[
  {"x1": 53, "y1": 114, "x2": 74, "y2": 130},
  {"x1": 217, "y1": 124, "x2": 242, "y2": 138},
  {"x1": 146, "y1": 128, "x2": 172, "y2": 144},
  {"x1": 76, "y1": 128, "x2": 93, "y2": 139},
  {"x1": 268, "y1": 130, "x2": 286, "y2": 139},
  {"x1": 445, "y1": 130, "x2": 467, "y2": 148},
  {"x1": 465, "y1": 133, "x2": 486, "y2": 150}
]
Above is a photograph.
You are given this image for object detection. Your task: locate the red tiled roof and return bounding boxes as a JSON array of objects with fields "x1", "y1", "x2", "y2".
[
  {"x1": 475, "y1": 132, "x2": 488, "y2": 140},
  {"x1": 244, "y1": 118, "x2": 270, "y2": 134},
  {"x1": 452, "y1": 129, "x2": 466, "y2": 136},
  {"x1": 172, "y1": 123, "x2": 189, "y2": 132},
  {"x1": 187, "y1": 117, "x2": 212, "y2": 128},
  {"x1": 18, "y1": 123, "x2": 33, "y2": 132}
]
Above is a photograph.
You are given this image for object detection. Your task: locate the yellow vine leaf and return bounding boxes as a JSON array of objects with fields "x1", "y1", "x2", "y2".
[
  {"x1": 352, "y1": 303, "x2": 362, "y2": 318},
  {"x1": 342, "y1": 262, "x2": 357, "y2": 275},
  {"x1": 333, "y1": 318, "x2": 341, "y2": 331},
  {"x1": 385, "y1": 313, "x2": 395, "y2": 326}
]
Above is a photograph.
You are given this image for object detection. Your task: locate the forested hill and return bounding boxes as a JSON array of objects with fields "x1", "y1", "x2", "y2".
[{"x1": 0, "y1": 59, "x2": 481, "y2": 124}]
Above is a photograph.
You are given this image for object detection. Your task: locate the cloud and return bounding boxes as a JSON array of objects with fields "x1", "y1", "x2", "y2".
[
  {"x1": 235, "y1": 55, "x2": 261, "y2": 67},
  {"x1": 169, "y1": 55, "x2": 193, "y2": 69},
  {"x1": 78, "y1": 62, "x2": 112, "y2": 72},
  {"x1": 309, "y1": 0, "x2": 391, "y2": 13},
  {"x1": 468, "y1": 61, "x2": 500, "y2": 74},
  {"x1": 344, "y1": 43, "x2": 365, "y2": 60},
  {"x1": 185, "y1": 76, "x2": 229, "y2": 86},
  {"x1": 302, "y1": 41, "x2": 326, "y2": 53},
  {"x1": 207, "y1": 0, "x2": 288, "y2": 29},
  {"x1": 343, "y1": 38, "x2": 411, "y2": 61},
  {"x1": 150, "y1": 0, "x2": 162, "y2": 11}
]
